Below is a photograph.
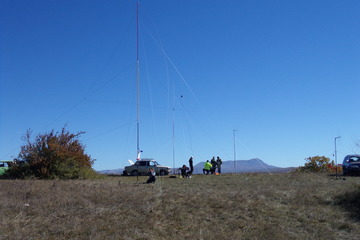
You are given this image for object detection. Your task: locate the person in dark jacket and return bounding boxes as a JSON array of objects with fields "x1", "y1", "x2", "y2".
[
  {"x1": 210, "y1": 157, "x2": 217, "y2": 174},
  {"x1": 189, "y1": 156, "x2": 194, "y2": 174},
  {"x1": 216, "y1": 156, "x2": 223, "y2": 174},
  {"x1": 179, "y1": 165, "x2": 189, "y2": 178},
  {"x1": 146, "y1": 168, "x2": 156, "y2": 184}
]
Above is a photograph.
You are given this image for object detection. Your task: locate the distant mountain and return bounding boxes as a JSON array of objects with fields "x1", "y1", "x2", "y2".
[
  {"x1": 97, "y1": 158, "x2": 294, "y2": 175},
  {"x1": 97, "y1": 169, "x2": 124, "y2": 175},
  {"x1": 192, "y1": 158, "x2": 293, "y2": 174}
]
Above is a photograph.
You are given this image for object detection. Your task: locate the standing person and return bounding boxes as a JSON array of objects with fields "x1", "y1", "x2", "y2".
[
  {"x1": 216, "y1": 156, "x2": 223, "y2": 174},
  {"x1": 203, "y1": 160, "x2": 212, "y2": 174},
  {"x1": 189, "y1": 156, "x2": 194, "y2": 174},
  {"x1": 146, "y1": 168, "x2": 156, "y2": 184},
  {"x1": 210, "y1": 157, "x2": 217, "y2": 174}
]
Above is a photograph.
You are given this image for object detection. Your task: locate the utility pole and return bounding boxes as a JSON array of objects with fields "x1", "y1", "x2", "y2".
[
  {"x1": 335, "y1": 136, "x2": 341, "y2": 178},
  {"x1": 233, "y1": 129, "x2": 238, "y2": 174}
]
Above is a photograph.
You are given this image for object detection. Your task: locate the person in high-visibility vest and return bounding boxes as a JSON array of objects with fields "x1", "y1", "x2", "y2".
[{"x1": 203, "y1": 160, "x2": 212, "y2": 174}]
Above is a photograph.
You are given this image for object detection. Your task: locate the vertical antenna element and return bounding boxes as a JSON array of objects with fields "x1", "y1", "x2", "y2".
[
  {"x1": 136, "y1": 2, "x2": 141, "y2": 160},
  {"x1": 233, "y1": 129, "x2": 238, "y2": 173}
]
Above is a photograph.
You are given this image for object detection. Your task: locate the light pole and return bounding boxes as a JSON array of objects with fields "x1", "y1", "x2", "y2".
[
  {"x1": 334, "y1": 136, "x2": 341, "y2": 178},
  {"x1": 233, "y1": 129, "x2": 238, "y2": 174}
]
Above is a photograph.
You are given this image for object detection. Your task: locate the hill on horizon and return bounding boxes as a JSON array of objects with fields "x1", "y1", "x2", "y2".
[
  {"x1": 98, "y1": 158, "x2": 295, "y2": 175},
  {"x1": 191, "y1": 158, "x2": 293, "y2": 174}
]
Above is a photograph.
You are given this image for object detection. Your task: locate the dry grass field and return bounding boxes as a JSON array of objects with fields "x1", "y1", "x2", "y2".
[{"x1": 1, "y1": 172, "x2": 360, "y2": 240}]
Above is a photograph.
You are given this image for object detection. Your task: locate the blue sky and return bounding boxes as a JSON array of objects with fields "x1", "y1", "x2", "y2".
[{"x1": 1, "y1": 0, "x2": 360, "y2": 171}]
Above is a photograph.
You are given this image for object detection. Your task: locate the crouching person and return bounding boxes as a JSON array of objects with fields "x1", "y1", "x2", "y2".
[
  {"x1": 179, "y1": 165, "x2": 189, "y2": 178},
  {"x1": 203, "y1": 160, "x2": 212, "y2": 174},
  {"x1": 146, "y1": 168, "x2": 156, "y2": 184}
]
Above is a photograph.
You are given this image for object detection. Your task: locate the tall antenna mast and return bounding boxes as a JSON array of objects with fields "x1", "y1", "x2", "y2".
[
  {"x1": 233, "y1": 129, "x2": 238, "y2": 173},
  {"x1": 136, "y1": 2, "x2": 141, "y2": 160}
]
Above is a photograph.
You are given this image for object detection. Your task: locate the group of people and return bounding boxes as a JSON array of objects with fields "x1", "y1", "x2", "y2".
[
  {"x1": 146, "y1": 156, "x2": 194, "y2": 183},
  {"x1": 146, "y1": 155, "x2": 222, "y2": 183},
  {"x1": 203, "y1": 156, "x2": 222, "y2": 174},
  {"x1": 179, "y1": 155, "x2": 223, "y2": 176}
]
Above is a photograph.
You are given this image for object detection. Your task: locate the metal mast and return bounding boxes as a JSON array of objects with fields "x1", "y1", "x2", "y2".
[
  {"x1": 335, "y1": 136, "x2": 341, "y2": 178},
  {"x1": 233, "y1": 129, "x2": 238, "y2": 173},
  {"x1": 136, "y1": 2, "x2": 141, "y2": 160}
]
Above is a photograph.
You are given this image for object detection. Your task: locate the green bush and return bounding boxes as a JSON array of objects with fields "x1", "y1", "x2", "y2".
[
  {"x1": 297, "y1": 155, "x2": 332, "y2": 173},
  {"x1": 4, "y1": 127, "x2": 99, "y2": 179}
]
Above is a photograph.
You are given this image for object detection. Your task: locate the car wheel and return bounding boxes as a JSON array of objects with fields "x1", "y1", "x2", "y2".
[
  {"x1": 122, "y1": 170, "x2": 128, "y2": 176},
  {"x1": 131, "y1": 170, "x2": 138, "y2": 176},
  {"x1": 159, "y1": 170, "x2": 166, "y2": 176}
]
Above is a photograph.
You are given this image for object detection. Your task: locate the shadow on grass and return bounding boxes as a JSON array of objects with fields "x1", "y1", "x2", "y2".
[{"x1": 334, "y1": 186, "x2": 360, "y2": 222}]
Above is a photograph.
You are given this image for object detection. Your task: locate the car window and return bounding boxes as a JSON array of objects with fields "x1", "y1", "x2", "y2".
[
  {"x1": 349, "y1": 156, "x2": 360, "y2": 162},
  {"x1": 0, "y1": 163, "x2": 4, "y2": 167},
  {"x1": 139, "y1": 161, "x2": 149, "y2": 166},
  {"x1": 150, "y1": 162, "x2": 156, "y2": 167}
]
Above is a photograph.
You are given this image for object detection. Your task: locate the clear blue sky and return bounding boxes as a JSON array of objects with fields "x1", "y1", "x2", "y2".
[{"x1": 1, "y1": 0, "x2": 360, "y2": 171}]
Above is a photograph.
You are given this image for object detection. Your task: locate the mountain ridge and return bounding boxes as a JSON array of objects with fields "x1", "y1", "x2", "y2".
[
  {"x1": 97, "y1": 158, "x2": 295, "y2": 174},
  {"x1": 192, "y1": 158, "x2": 293, "y2": 174}
]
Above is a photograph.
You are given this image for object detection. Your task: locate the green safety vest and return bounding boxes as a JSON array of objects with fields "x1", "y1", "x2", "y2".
[{"x1": 204, "y1": 162, "x2": 212, "y2": 170}]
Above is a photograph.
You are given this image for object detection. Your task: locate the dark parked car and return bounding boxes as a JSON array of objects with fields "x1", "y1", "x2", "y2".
[{"x1": 342, "y1": 154, "x2": 360, "y2": 175}]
